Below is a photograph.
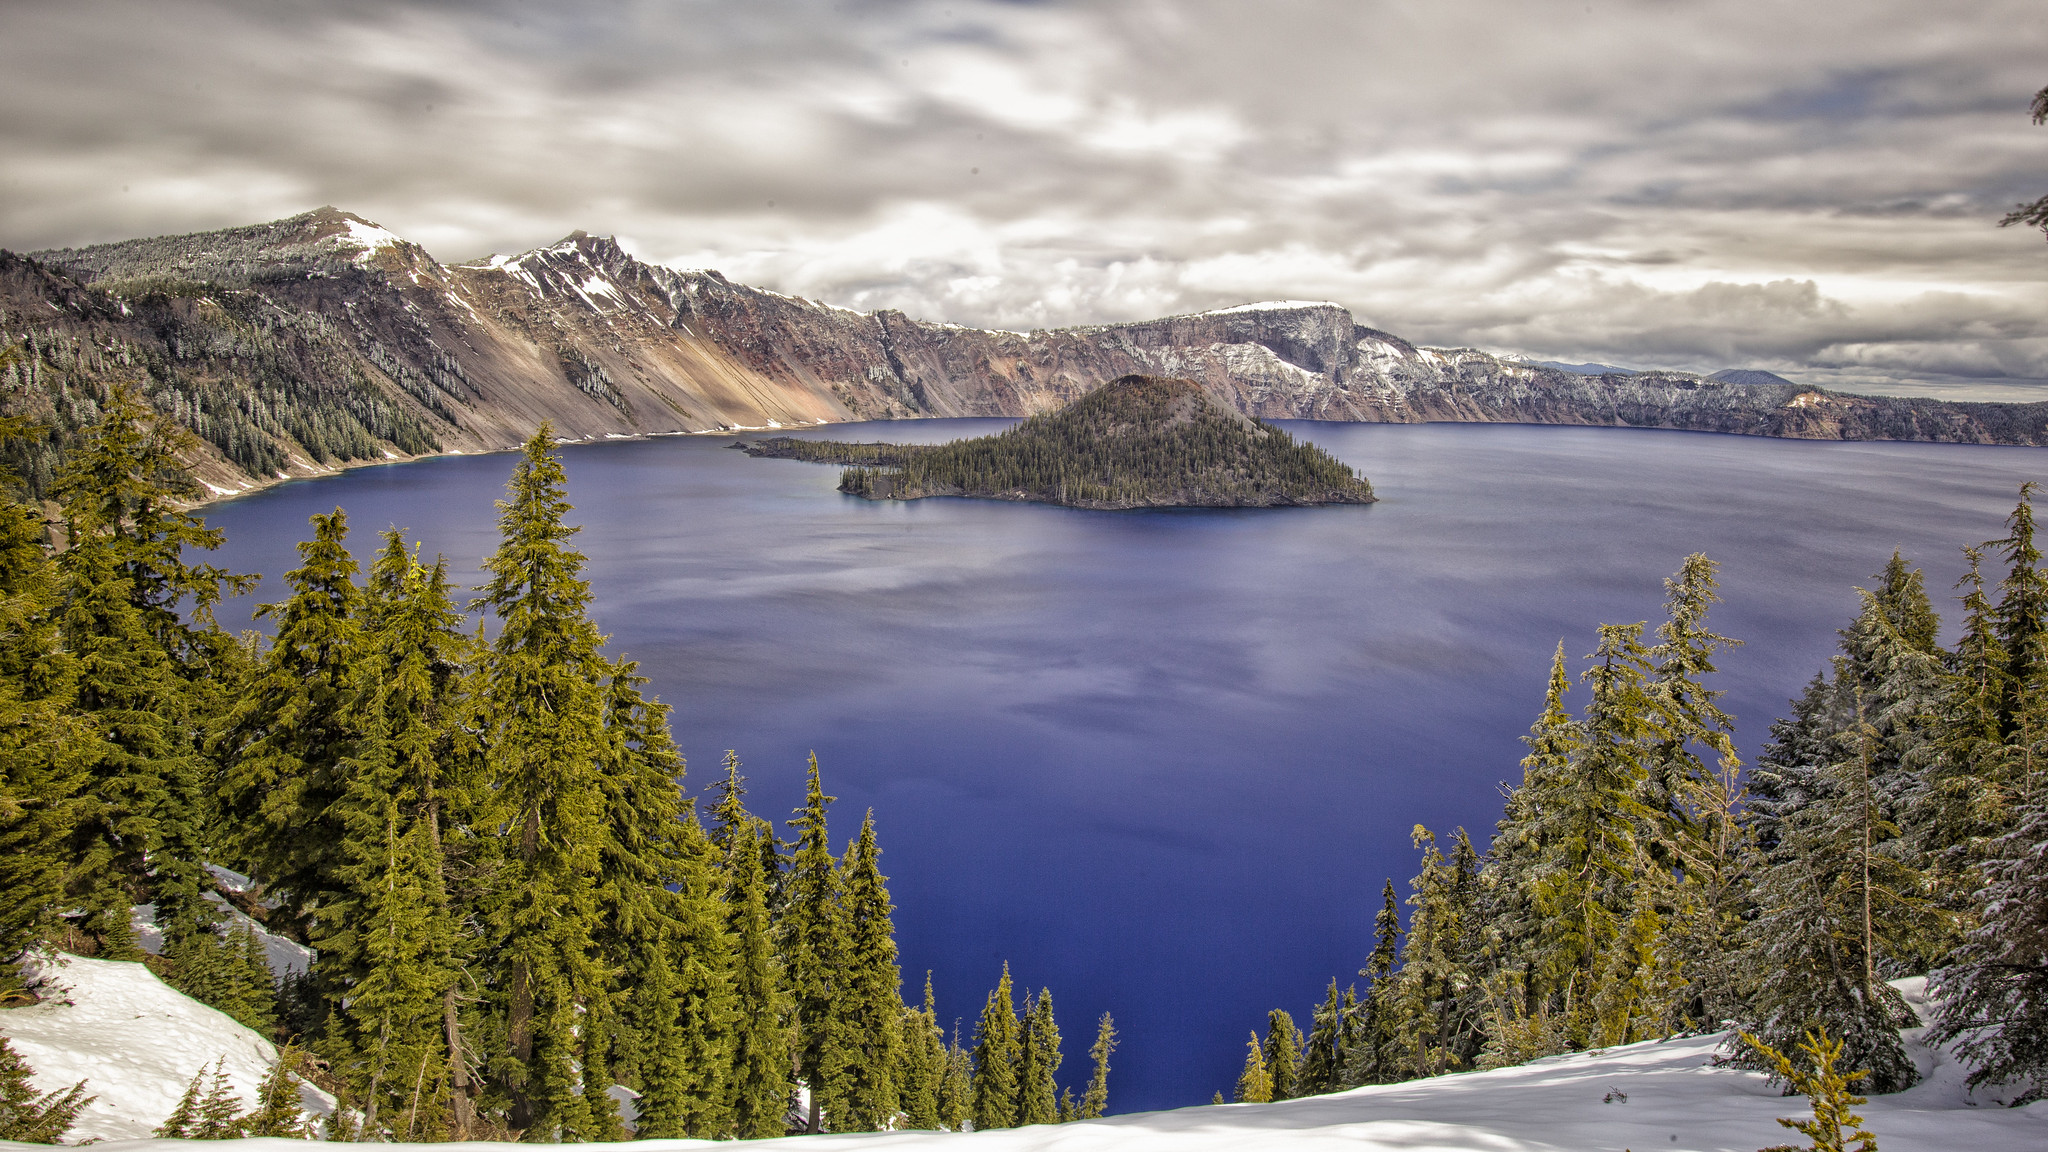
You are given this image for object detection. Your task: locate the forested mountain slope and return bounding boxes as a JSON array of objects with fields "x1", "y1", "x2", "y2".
[{"x1": 6, "y1": 208, "x2": 2045, "y2": 497}]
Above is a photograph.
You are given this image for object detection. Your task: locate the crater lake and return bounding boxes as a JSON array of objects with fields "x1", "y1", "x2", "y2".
[{"x1": 194, "y1": 419, "x2": 2047, "y2": 1113}]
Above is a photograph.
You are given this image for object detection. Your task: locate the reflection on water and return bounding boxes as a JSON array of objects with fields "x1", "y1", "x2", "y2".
[{"x1": 200, "y1": 421, "x2": 2047, "y2": 1112}]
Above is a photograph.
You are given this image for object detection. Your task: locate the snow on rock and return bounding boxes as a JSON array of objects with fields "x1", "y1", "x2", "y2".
[
  {"x1": 327, "y1": 216, "x2": 403, "y2": 263},
  {"x1": 0, "y1": 953, "x2": 333, "y2": 1144}
]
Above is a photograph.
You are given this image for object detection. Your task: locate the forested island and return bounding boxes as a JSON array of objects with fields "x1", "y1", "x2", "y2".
[{"x1": 739, "y1": 374, "x2": 1376, "y2": 509}]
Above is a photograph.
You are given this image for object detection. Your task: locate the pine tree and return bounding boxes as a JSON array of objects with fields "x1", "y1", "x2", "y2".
[
  {"x1": 937, "y1": 1022, "x2": 974, "y2": 1132},
  {"x1": 971, "y1": 964, "x2": 1021, "y2": 1130},
  {"x1": 1741, "y1": 1029, "x2": 1880, "y2": 1152},
  {"x1": 192, "y1": 1058, "x2": 247, "y2": 1139},
  {"x1": 836, "y1": 810, "x2": 903, "y2": 1130},
  {"x1": 317, "y1": 535, "x2": 470, "y2": 1140},
  {"x1": 1342, "y1": 880, "x2": 1402, "y2": 1086},
  {"x1": 1297, "y1": 981, "x2": 1343, "y2": 1095},
  {"x1": 217, "y1": 509, "x2": 362, "y2": 944},
  {"x1": 1077, "y1": 1012, "x2": 1116, "y2": 1119},
  {"x1": 1260, "y1": 1009, "x2": 1301, "y2": 1101},
  {"x1": 1232, "y1": 1033, "x2": 1271, "y2": 1103},
  {"x1": 0, "y1": 1035, "x2": 91, "y2": 1143},
  {"x1": 244, "y1": 1046, "x2": 311, "y2": 1138},
  {"x1": 1916, "y1": 548, "x2": 2006, "y2": 902},
  {"x1": 719, "y1": 812, "x2": 792, "y2": 1139},
  {"x1": 592, "y1": 659, "x2": 734, "y2": 1139},
  {"x1": 1929, "y1": 701, "x2": 2048, "y2": 1101},
  {"x1": 1386, "y1": 827, "x2": 1483, "y2": 1077},
  {"x1": 1992, "y1": 483, "x2": 2048, "y2": 734},
  {"x1": 1016, "y1": 988, "x2": 1061, "y2": 1125},
  {"x1": 897, "y1": 974, "x2": 945, "y2": 1129},
  {"x1": 0, "y1": 421, "x2": 92, "y2": 971},
  {"x1": 471, "y1": 425, "x2": 610, "y2": 1139},
  {"x1": 1737, "y1": 623, "x2": 1929, "y2": 1093},
  {"x1": 782, "y1": 752, "x2": 849, "y2": 1133},
  {"x1": 158, "y1": 1058, "x2": 246, "y2": 1139},
  {"x1": 155, "y1": 1065, "x2": 206, "y2": 1138},
  {"x1": 53, "y1": 390, "x2": 246, "y2": 957}
]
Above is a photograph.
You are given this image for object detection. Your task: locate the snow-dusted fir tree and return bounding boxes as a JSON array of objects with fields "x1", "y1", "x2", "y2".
[
  {"x1": 1930, "y1": 660, "x2": 2048, "y2": 1102},
  {"x1": 1735, "y1": 597, "x2": 1939, "y2": 1093}
]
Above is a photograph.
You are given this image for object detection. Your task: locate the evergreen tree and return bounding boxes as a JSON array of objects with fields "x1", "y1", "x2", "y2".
[
  {"x1": 1260, "y1": 1009, "x2": 1301, "y2": 1101},
  {"x1": 53, "y1": 389, "x2": 246, "y2": 957},
  {"x1": 1992, "y1": 483, "x2": 2048, "y2": 733},
  {"x1": 1078, "y1": 1012, "x2": 1116, "y2": 1119},
  {"x1": 154, "y1": 1066, "x2": 206, "y2": 1138},
  {"x1": 897, "y1": 974, "x2": 945, "y2": 1129},
  {"x1": 937, "y1": 1022, "x2": 974, "y2": 1132},
  {"x1": 317, "y1": 535, "x2": 470, "y2": 1140},
  {"x1": 1386, "y1": 827, "x2": 1482, "y2": 1077},
  {"x1": 592, "y1": 659, "x2": 734, "y2": 1139},
  {"x1": 782, "y1": 752, "x2": 849, "y2": 1133},
  {"x1": 244, "y1": 1046, "x2": 312, "y2": 1138},
  {"x1": 719, "y1": 813, "x2": 792, "y2": 1139},
  {"x1": 0, "y1": 1036, "x2": 91, "y2": 1143},
  {"x1": 836, "y1": 810, "x2": 903, "y2": 1130},
  {"x1": 1916, "y1": 548, "x2": 2006, "y2": 900},
  {"x1": 471, "y1": 425, "x2": 610, "y2": 1139},
  {"x1": 217, "y1": 509, "x2": 362, "y2": 944},
  {"x1": 1929, "y1": 701, "x2": 2048, "y2": 1101},
  {"x1": 1737, "y1": 614, "x2": 1930, "y2": 1094},
  {"x1": 1297, "y1": 981, "x2": 1342, "y2": 1095},
  {"x1": 1231, "y1": 1033, "x2": 1271, "y2": 1103},
  {"x1": 971, "y1": 964, "x2": 1021, "y2": 1130},
  {"x1": 0, "y1": 417, "x2": 92, "y2": 971},
  {"x1": 1016, "y1": 988, "x2": 1061, "y2": 1125},
  {"x1": 1741, "y1": 1029, "x2": 1881, "y2": 1152},
  {"x1": 1342, "y1": 880, "x2": 1402, "y2": 1086},
  {"x1": 157, "y1": 1058, "x2": 247, "y2": 1139}
]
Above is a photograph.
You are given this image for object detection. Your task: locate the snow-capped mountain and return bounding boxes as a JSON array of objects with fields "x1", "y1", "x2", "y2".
[{"x1": 8, "y1": 209, "x2": 2047, "y2": 499}]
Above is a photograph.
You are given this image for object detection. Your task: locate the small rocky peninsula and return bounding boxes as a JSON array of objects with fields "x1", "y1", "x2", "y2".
[{"x1": 738, "y1": 374, "x2": 1376, "y2": 510}]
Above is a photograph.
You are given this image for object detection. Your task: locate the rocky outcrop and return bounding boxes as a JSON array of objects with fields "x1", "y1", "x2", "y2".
[{"x1": 7, "y1": 208, "x2": 2046, "y2": 497}]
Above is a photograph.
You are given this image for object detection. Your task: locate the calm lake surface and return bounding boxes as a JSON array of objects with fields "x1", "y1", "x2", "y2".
[{"x1": 198, "y1": 420, "x2": 2048, "y2": 1113}]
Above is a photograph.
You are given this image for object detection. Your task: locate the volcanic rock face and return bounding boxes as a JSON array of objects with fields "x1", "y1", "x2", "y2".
[{"x1": 8, "y1": 208, "x2": 2047, "y2": 495}]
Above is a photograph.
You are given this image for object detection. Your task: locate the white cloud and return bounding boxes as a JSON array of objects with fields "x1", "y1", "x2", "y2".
[{"x1": 2, "y1": 0, "x2": 2045, "y2": 397}]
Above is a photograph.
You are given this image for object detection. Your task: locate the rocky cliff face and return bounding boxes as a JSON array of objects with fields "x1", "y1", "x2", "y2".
[{"x1": 6, "y1": 208, "x2": 2045, "y2": 497}]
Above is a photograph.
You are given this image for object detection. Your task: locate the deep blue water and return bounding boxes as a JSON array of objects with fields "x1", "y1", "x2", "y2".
[{"x1": 196, "y1": 420, "x2": 2048, "y2": 1114}]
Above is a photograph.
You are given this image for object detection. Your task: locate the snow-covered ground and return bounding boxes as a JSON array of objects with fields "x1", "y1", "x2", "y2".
[
  {"x1": 0, "y1": 953, "x2": 333, "y2": 1143},
  {"x1": 1, "y1": 960, "x2": 2039, "y2": 1150}
]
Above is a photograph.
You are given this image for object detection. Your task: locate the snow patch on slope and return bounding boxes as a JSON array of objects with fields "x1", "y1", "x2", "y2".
[
  {"x1": 329, "y1": 217, "x2": 403, "y2": 264},
  {"x1": 6, "y1": 965, "x2": 2036, "y2": 1151},
  {"x1": 0, "y1": 953, "x2": 334, "y2": 1144}
]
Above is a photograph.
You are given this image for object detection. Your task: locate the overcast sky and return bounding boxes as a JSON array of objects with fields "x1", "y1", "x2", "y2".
[{"x1": 4, "y1": 1, "x2": 2046, "y2": 398}]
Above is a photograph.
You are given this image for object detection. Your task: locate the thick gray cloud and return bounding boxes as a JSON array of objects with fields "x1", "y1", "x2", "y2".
[{"x1": 4, "y1": 0, "x2": 2045, "y2": 397}]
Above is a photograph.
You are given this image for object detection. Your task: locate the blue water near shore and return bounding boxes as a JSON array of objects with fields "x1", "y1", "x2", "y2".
[{"x1": 197, "y1": 420, "x2": 2048, "y2": 1113}]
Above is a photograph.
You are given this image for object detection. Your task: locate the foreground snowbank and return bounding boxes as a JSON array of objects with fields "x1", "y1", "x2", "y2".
[
  {"x1": 0, "y1": 959, "x2": 2039, "y2": 1151},
  {"x1": 0, "y1": 953, "x2": 332, "y2": 1143}
]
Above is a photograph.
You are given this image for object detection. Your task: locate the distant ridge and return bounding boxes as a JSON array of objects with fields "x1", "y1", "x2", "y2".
[
  {"x1": 1710, "y1": 368, "x2": 1804, "y2": 389},
  {"x1": 1531, "y1": 360, "x2": 1639, "y2": 376},
  {"x1": 4, "y1": 208, "x2": 2047, "y2": 499}
]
